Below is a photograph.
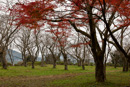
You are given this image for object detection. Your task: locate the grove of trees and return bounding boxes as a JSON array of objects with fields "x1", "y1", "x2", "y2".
[{"x1": 0, "y1": 0, "x2": 130, "y2": 83}]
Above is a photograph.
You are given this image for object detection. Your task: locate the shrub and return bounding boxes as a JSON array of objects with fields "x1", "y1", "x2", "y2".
[
  {"x1": 89, "y1": 63, "x2": 94, "y2": 66},
  {"x1": 85, "y1": 63, "x2": 88, "y2": 66},
  {"x1": 27, "y1": 61, "x2": 41, "y2": 66},
  {"x1": 14, "y1": 61, "x2": 23, "y2": 66},
  {"x1": 7, "y1": 62, "x2": 12, "y2": 66},
  {"x1": 106, "y1": 62, "x2": 114, "y2": 66},
  {"x1": 0, "y1": 62, "x2": 13, "y2": 66},
  {"x1": 14, "y1": 61, "x2": 42, "y2": 66},
  {"x1": 69, "y1": 62, "x2": 74, "y2": 65},
  {"x1": 57, "y1": 61, "x2": 64, "y2": 65}
]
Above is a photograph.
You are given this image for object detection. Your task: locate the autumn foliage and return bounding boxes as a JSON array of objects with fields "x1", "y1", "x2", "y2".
[
  {"x1": 10, "y1": 0, "x2": 56, "y2": 29},
  {"x1": 9, "y1": 0, "x2": 130, "y2": 49},
  {"x1": 46, "y1": 21, "x2": 72, "y2": 47}
]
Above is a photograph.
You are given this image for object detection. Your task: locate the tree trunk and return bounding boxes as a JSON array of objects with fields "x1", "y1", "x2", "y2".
[
  {"x1": 114, "y1": 64, "x2": 117, "y2": 68},
  {"x1": 123, "y1": 59, "x2": 128, "y2": 72},
  {"x1": 128, "y1": 63, "x2": 130, "y2": 71},
  {"x1": 82, "y1": 59, "x2": 85, "y2": 70},
  {"x1": 10, "y1": 59, "x2": 14, "y2": 66},
  {"x1": 63, "y1": 54, "x2": 68, "y2": 70},
  {"x1": 126, "y1": 62, "x2": 129, "y2": 71},
  {"x1": 77, "y1": 59, "x2": 82, "y2": 66},
  {"x1": 8, "y1": 50, "x2": 14, "y2": 66},
  {"x1": 0, "y1": 52, "x2": 7, "y2": 69},
  {"x1": 41, "y1": 56, "x2": 45, "y2": 67},
  {"x1": 114, "y1": 60, "x2": 117, "y2": 68},
  {"x1": 77, "y1": 60, "x2": 80, "y2": 66},
  {"x1": 23, "y1": 59, "x2": 27, "y2": 67},
  {"x1": 95, "y1": 56, "x2": 105, "y2": 82},
  {"x1": 104, "y1": 62, "x2": 106, "y2": 80},
  {"x1": 53, "y1": 58, "x2": 56, "y2": 68},
  {"x1": 32, "y1": 61, "x2": 35, "y2": 69}
]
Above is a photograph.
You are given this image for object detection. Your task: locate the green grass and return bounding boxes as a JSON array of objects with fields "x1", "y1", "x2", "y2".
[
  {"x1": 0, "y1": 65, "x2": 94, "y2": 77},
  {"x1": 0, "y1": 65, "x2": 129, "y2": 87},
  {"x1": 47, "y1": 68, "x2": 130, "y2": 87}
]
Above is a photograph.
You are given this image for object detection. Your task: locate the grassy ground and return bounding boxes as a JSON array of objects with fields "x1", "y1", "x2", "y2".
[
  {"x1": 0, "y1": 65, "x2": 95, "y2": 77},
  {"x1": 0, "y1": 65, "x2": 130, "y2": 87}
]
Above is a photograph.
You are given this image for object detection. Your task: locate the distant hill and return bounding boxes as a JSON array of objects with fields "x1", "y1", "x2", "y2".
[
  {"x1": 6, "y1": 49, "x2": 22, "y2": 64},
  {"x1": 6, "y1": 49, "x2": 42, "y2": 64},
  {"x1": 6, "y1": 49, "x2": 94, "y2": 64}
]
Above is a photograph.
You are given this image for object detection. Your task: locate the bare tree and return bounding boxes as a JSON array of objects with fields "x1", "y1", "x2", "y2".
[
  {"x1": 108, "y1": 26, "x2": 130, "y2": 72},
  {"x1": 39, "y1": 34, "x2": 47, "y2": 67},
  {"x1": 7, "y1": 44, "x2": 15, "y2": 66},
  {"x1": 14, "y1": 28, "x2": 31, "y2": 67},
  {"x1": 27, "y1": 30, "x2": 40, "y2": 69},
  {"x1": 68, "y1": 32, "x2": 91, "y2": 70},
  {"x1": 45, "y1": 33, "x2": 60, "y2": 69},
  {"x1": 0, "y1": 14, "x2": 19, "y2": 69}
]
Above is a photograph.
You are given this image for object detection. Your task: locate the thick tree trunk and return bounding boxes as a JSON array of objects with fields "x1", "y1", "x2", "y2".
[
  {"x1": 64, "y1": 54, "x2": 68, "y2": 70},
  {"x1": 114, "y1": 64, "x2": 117, "y2": 68},
  {"x1": 95, "y1": 56, "x2": 105, "y2": 82},
  {"x1": 114, "y1": 60, "x2": 117, "y2": 68},
  {"x1": 126, "y1": 62, "x2": 129, "y2": 71},
  {"x1": 53, "y1": 58, "x2": 56, "y2": 68},
  {"x1": 82, "y1": 59, "x2": 85, "y2": 70},
  {"x1": 104, "y1": 62, "x2": 106, "y2": 80},
  {"x1": 129, "y1": 63, "x2": 130, "y2": 70},
  {"x1": 0, "y1": 52, "x2": 7, "y2": 69},
  {"x1": 123, "y1": 59, "x2": 128, "y2": 72},
  {"x1": 64, "y1": 60, "x2": 68, "y2": 70}
]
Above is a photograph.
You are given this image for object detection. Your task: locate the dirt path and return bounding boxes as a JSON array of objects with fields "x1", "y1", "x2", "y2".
[
  {"x1": 0, "y1": 70, "x2": 121, "y2": 81},
  {"x1": 0, "y1": 72, "x2": 95, "y2": 87},
  {"x1": 0, "y1": 72, "x2": 92, "y2": 81}
]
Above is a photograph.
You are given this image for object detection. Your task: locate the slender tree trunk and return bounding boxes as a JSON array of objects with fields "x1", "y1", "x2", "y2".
[
  {"x1": 80, "y1": 59, "x2": 82, "y2": 66},
  {"x1": 64, "y1": 58, "x2": 68, "y2": 70},
  {"x1": 0, "y1": 52, "x2": 7, "y2": 69},
  {"x1": 77, "y1": 60, "x2": 80, "y2": 66},
  {"x1": 82, "y1": 59, "x2": 85, "y2": 70},
  {"x1": 10, "y1": 59, "x2": 14, "y2": 66},
  {"x1": 23, "y1": 54, "x2": 27, "y2": 67},
  {"x1": 77, "y1": 59, "x2": 82, "y2": 66},
  {"x1": 8, "y1": 50, "x2": 14, "y2": 66},
  {"x1": 23, "y1": 59, "x2": 27, "y2": 67},
  {"x1": 32, "y1": 57, "x2": 36, "y2": 69},
  {"x1": 77, "y1": 60, "x2": 79, "y2": 66},
  {"x1": 114, "y1": 60, "x2": 117, "y2": 68},
  {"x1": 53, "y1": 58, "x2": 56, "y2": 68},
  {"x1": 41, "y1": 56, "x2": 45, "y2": 67},
  {"x1": 95, "y1": 56, "x2": 105, "y2": 82}
]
